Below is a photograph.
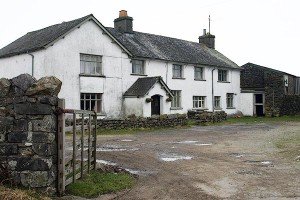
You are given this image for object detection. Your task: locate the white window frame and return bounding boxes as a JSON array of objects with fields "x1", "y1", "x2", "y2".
[
  {"x1": 194, "y1": 66, "x2": 204, "y2": 80},
  {"x1": 226, "y1": 93, "x2": 234, "y2": 108},
  {"x1": 80, "y1": 54, "x2": 102, "y2": 75},
  {"x1": 80, "y1": 93, "x2": 102, "y2": 112},
  {"x1": 172, "y1": 64, "x2": 183, "y2": 78},
  {"x1": 214, "y1": 96, "x2": 221, "y2": 109},
  {"x1": 193, "y1": 96, "x2": 206, "y2": 109},
  {"x1": 218, "y1": 69, "x2": 228, "y2": 82},
  {"x1": 132, "y1": 59, "x2": 145, "y2": 75},
  {"x1": 171, "y1": 90, "x2": 181, "y2": 108}
]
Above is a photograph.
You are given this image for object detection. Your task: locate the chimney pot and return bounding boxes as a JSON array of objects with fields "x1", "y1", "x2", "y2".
[
  {"x1": 203, "y1": 29, "x2": 206, "y2": 35},
  {"x1": 119, "y1": 10, "x2": 128, "y2": 17}
]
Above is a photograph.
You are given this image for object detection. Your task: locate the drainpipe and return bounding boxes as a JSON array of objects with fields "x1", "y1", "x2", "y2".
[
  {"x1": 28, "y1": 52, "x2": 34, "y2": 77},
  {"x1": 212, "y1": 68, "x2": 216, "y2": 112}
]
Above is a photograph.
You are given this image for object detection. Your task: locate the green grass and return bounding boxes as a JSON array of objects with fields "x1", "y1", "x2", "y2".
[
  {"x1": 274, "y1": 132, "x2": 300, "y2": 164},
  {"x1": 65, "y1": 171, "x2": 136, "y2": 198},
  {"x1": 220, "y1": 115, "x2": 300, "y2": 125}
]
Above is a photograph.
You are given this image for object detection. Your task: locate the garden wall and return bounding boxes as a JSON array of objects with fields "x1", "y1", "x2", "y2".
[
  {"x1": 187, "y1": 110, "x2": 227, "y2": 124},
  {"x1": 0, "y1": 74, "x2": 61, "y2": 195}
]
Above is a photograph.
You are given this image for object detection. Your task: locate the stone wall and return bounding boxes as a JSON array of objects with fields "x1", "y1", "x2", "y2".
[
  {"x1": 0, "y1": 74, "x2": 61, "y2": 194},
  {"x1": 280, "y1": 95, "x2": 300, "y2": 115},
  {"x1": 95, "y1": 114, "x2": 187, "y2": 130},
  {"x1": 187, "y1": 110, "x2": 227, "y2": 124}
]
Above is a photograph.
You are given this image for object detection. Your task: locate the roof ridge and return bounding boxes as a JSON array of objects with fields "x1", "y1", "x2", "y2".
[{"x1": 28, "y1": 14, "x2": 93, "y2": 34}]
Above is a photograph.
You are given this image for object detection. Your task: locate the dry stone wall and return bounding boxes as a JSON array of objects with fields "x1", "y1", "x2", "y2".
[
  {"x1": 0, "y1": 74, "x2": 61, "y2": 194},
  {"x1": 97, "y1": 114, "x2": 188, "y2": 130}
]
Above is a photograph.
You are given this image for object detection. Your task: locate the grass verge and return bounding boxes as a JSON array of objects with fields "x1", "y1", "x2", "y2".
[
  {"x1": 0, "y1": 185, "x2": 51, "y2": 200},
  {"x1": 274, "y1": 132, "x2": 300, "y2": 166},
  {"x1": 65, "y1": 170, "x2": 136, "y2": 198}
]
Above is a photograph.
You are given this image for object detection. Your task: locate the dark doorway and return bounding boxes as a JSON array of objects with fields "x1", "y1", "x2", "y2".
[
  {"x1": 256, "y1": 105, "x2": 264, "y2": 117},
  {"x1": 254, "y1": 94, "x2": 264, "y2": 117},
  {"x1": 151, "y1": 95, "x2": 160, "y2": 115}
]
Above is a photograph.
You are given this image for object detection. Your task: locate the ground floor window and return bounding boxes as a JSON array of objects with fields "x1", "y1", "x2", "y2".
[
  {"x1": 80, "y1": 93, "x2": 102, "y2": 112},
  {"x1": 226, "y1": 93, "x2": 234, "y2": 108},
  {"x1": 193, "y1": 96, "x2": 206, "y2": 109},
  {"x1": 214, "y1": 96, "x2": 221, "y2": 109},
  {"x1": 171, "y1": 90, "x2": 181, "y2": 108}
]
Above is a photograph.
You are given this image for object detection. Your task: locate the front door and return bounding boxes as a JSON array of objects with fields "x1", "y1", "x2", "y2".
[{"x1": 151, "y1": 95, "x2": 160, "y2": 115}]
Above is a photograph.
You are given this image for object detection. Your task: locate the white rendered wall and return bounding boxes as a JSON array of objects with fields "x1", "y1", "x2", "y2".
[{"x1": 240, "y1": 93, "x2": 254, "y2": 116}]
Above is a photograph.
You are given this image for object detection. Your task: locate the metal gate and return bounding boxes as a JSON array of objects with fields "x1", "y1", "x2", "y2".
[{"x1": 57, "y1": 99, "x2": 98, "y2": 195}]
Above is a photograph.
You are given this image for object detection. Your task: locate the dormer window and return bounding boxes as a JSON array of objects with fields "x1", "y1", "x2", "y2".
[{"x1": 132, "y1": 60, "x2": 145, "y2": 75}]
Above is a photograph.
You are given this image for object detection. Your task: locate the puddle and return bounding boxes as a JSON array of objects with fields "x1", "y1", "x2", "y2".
[
  {"x1": 96, "y1": 159, "x2": 117, "y2": 166},
  {"x1": 194, "y1": 143, "x2": 212, "y2": 146},
  {"x1": 119, "y1": 139, "x2": 134, "y2": 142},
  {"x1": 174, "y1": 140, "x2": 198, "y2": 144},
  {"x1": 159, "y1": 153, "x2": 192, "y2": 162},
  {"x1": 261, "y1": 161, "x2": 272, "y2": 165},
  {"x1": 230, "y1": 153, "x2": 244, "y2": 158},
  {"x1": 96, "y1": 145, "x2": 139, "y2": 152}
]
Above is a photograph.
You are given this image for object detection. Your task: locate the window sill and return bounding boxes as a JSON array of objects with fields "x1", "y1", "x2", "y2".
[
  {"x1": 226, "y1": 107, "x2": 236, "y2": 109},
  {"x1": 217, "y1": 81, "x2": 230, "y2": 83},
  {"x1": 79, "y1": 74, "x2": 105, "y2": 78},
  {"x1": 192, "y1": 108, "x2": 208, "y2": 111},
  {"x1": 170, "y1": 107, "x2": 183, "y2": 110},
  {"x1": 172, "y1": 77, "x2": 185, "y2": 80},
  {"x1": 214, "y1": 108, "x2": 222, "y2": 110},
  {"x1": 130, "y1": 73, "x2": 147, "y2": 76},
  {"x1": 194, "y1": 79, "x2": 206, "y2": 81}
]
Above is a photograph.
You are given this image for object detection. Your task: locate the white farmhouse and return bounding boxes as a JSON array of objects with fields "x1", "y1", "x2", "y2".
[{"x1": 0, "y1": 10, "x2": 242, "y2": 118}]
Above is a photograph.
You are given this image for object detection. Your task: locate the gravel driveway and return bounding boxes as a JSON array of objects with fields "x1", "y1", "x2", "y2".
[{"x1": 95, "y1": 122, "x2": 300, "y2": 200}]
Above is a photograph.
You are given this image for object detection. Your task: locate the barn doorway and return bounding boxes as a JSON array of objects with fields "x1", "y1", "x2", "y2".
[
  {"x1": 254, "y1": 94, "x2": 264, "y2": 117},
  {"x1": 151, "y1": 95, "x2": 160, "y2": 115}
]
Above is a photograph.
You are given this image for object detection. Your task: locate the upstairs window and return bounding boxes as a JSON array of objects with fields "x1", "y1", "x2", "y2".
[
  {"x1": 132, "y1": 60, "x2": 145, "y2": 75},
  {"x1": 193, "y1": 96, "x2": 206, "y2": 109},
  {"x1": 80, "y1": 54, "x2": 102, "y2": 75},
  {"x1": 80, "y1": 93, "x2": 102, "y2": 112},
  {"x1": 218, "y1": 69, "x2": 228, "y2": 82},
  {"x1": 194, "y1": 67, "x2": 204, "y2": 80},
  {"x1": 171, "y1": 90, "x2": 181, "y2": 108},
  {"x1": 226, "y1": 93, "x2": 234, "y2": 108},
  {"x1": 173, "y1": 64, "x2": 183, "y2": 78}
]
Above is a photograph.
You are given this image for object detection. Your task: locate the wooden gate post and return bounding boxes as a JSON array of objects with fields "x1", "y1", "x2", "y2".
[{"x1": 57, "y1": 99, "x2": 66, "y2": 195}]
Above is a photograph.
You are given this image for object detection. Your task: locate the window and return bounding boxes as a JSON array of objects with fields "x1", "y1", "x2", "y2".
[
  {"x1": 171, "y1": 90, "x2": 181, "y2": 108},
  {"x1": 214, "y1": 96, "x2": 221, "y2": 109},
  {"x1": 80, "y1": 54, "x2": 102, "y2": 75},
  {"x1": 218, "y1": 69, "x2": 228, "y2": 82},
  {"x1": 194, "y1": 67, "x2": 204, "y2": 80},
  {"x1": 173, "y1": 64, "x2": 183, "y2": 78},
  {"x1": 132, "y1": 60, "x2": 144, "y2": 75},
  {"x1": 226, "y1": 93, "x2": 234, "y2": 108},
  {"x1": 80, "y1": 93, "x2": 102, "y2": 112},
  {"x1": 193, "y1": 96, "x2": 206, "y2": 109}
]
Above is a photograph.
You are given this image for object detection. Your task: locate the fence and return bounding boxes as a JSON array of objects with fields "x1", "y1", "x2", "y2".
[{"x1": 57, "y1": 99, "x2": 98, "y2": 195}]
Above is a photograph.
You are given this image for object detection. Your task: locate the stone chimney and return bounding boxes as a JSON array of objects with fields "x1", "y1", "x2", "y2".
[
  {"x1": 114, "y1": 10, "x2": 133, "y2": 33},
  {"x1": 198, "y1": 29, "x2": 215, "y2": 49}
]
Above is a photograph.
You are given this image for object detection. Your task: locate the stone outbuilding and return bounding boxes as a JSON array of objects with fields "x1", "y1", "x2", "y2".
[{"x1": 240, "y1": 62, "x2": 300, "y2": 116}]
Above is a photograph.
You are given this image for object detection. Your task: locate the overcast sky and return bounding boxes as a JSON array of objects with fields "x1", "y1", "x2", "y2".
[{"x1": 1, "y1": 0, "x2": 299, "y2": 76}]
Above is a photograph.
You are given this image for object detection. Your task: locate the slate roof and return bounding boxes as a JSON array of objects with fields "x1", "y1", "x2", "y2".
[
  {"x1": 0, "y1": 14, "x2": 92, "y2": 58},
  {"x1": 106, "y1": 28, "x2": 240, "y2": 69},
  {"x1": 123, "y1": 76, "x2": 173, "y2": 97},
  {"x1": 0, "y1": 14, "x2": 240, "y2": 70}
]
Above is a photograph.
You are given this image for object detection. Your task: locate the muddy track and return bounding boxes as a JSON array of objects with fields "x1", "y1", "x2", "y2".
[{"x1": 92, "y1": 122, "x2": 300, "y2": 199}]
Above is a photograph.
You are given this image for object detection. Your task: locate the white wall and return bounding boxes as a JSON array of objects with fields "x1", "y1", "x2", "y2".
[{"x1": 240, "y1": 93, "x2": 254, "y2": 116}]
